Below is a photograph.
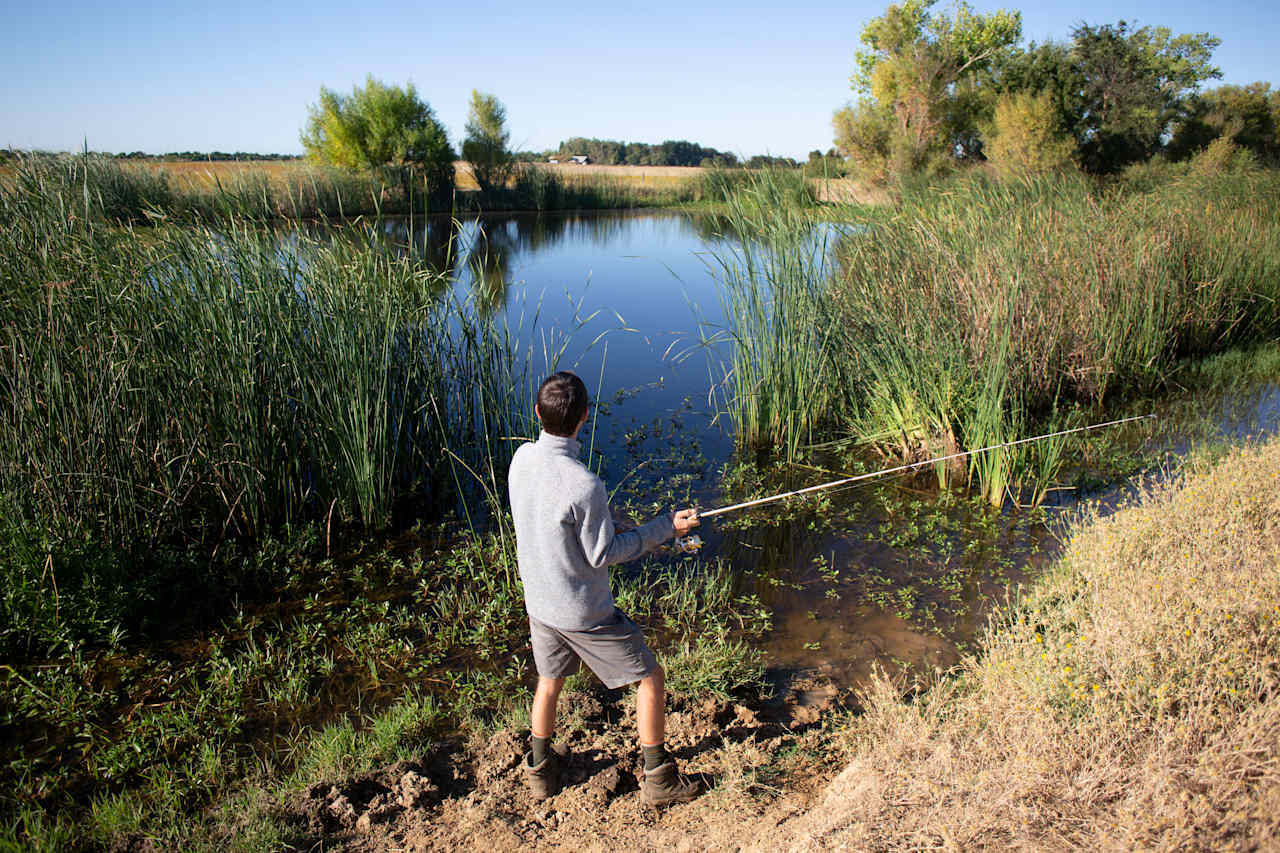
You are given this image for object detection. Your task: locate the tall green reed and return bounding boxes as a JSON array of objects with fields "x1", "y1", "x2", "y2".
[
  {"x1": 1, "y1": 158, "x2": 535, "y2": 562},
  {"x1": 3, "y1": 154, "x2": 445, "y2": 226},
  {"x1": 704, "y1": 167, "x2": 1280, "y2": 504},
  {"x1": 701, "y1": 170, "x2": 848, "y2": 462},
  {"x1": 476, "y1": 164, "x2": 697, "y2": 211},
  {"x1": 835, "y1": 169, "x2": 1280, "y2": 503}
]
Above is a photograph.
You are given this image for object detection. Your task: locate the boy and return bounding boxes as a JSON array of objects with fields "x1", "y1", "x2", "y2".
[{"x1": 508, "y1": 371, "x2": 702, "y2": 805}]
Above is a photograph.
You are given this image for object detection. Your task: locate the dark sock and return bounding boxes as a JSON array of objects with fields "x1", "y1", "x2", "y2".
[
  {"x1": 531, "y1": 734, "x2": 551, "y2": 765},
  {"x1": 642, "y1": 742, "x2": 670, "y2": 771}
]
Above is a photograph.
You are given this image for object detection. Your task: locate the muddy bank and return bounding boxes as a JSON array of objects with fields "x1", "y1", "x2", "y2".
[{"x1": 281, "y1": 678, "x2": 848, "y2": 852}]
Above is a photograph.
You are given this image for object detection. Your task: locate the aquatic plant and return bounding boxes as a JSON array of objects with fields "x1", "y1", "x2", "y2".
[
  {"x1": 832, "y1": 169, "x2": 1280, "y2": 501},
  {"x1": 701, "y1": 169, "x2": 849, "y2": 463},
  {"x1": 707, "y1": 167, "x2": 1280, "y2": 503},
  {"x1": 0, "y1": 157, "x2": 541, "y2": 656}
]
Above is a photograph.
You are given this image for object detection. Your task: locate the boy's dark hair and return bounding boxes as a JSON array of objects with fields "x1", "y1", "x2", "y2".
[{"x1": 536, "y1": 371, "x2": 589, "y2": 436}]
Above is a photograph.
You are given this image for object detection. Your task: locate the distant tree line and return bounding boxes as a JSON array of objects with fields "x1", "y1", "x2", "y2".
[
  {"x1": 834, "y1": 0, "x2": 1279, "y2": 180},
  {"x1": 538, "y1": 137, "x2": 735, "y2": 167},
  {"x1": 530, "y1": 138, "x2": 802, "y2": 169},
  {"x1": 2, "y1": 148, "x2": 303, "y2": 162}
]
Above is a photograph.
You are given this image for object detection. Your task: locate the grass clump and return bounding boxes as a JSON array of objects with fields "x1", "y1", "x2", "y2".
[
  {"x1": 0, "y1": 159, "x2": 541, "y2": 656},
  {"x1": 4, "y1": 154, "x2": 452, "y2": 225},
  {"x1": 707, "y1": 167, "x2": 1280, "y2": 503},
  {"x1": 702, "y1": 169, "x2": 848, "y2": 463},
  {"x1": 835, "y1": 170, "x2": 1280, "y2": 503},
  {"x1": 810, "y1": 435, "x2": 1280, "y2": 850},
  {"x1": 460, "y1": 163, "x2": 700, "y2": 211}
]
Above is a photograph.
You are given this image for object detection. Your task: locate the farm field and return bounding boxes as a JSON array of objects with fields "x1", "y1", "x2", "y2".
[
  {"x1": 125, "y1": 159, "x2": 704, "y2": 192},
  {"x1": 128, "y1": 159, "x2": 854, "y2": 204},
  {"x1": 121, "y1": 158, "x2": 301, "y2": 190}
]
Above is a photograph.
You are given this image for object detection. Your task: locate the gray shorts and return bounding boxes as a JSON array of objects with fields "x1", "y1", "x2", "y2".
[{"x1": 528, "y1": 608, "x2": 659, "y2": 689}]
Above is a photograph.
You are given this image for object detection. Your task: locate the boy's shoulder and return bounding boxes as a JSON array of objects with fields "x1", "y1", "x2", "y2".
[{"x1": 510, "y1": 440, "x2": 599, "y2": 492}]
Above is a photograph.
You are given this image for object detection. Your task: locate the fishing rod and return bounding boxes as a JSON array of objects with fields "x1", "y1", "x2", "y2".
[{"x1": 692, "y1": 413, "x2": 1155, "y2": 521}]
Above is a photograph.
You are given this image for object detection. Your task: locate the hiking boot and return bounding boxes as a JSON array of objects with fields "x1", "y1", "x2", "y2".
[
  {"x1": 523, "y1": 748, "x2": 563, "y2": 800},
  {"x1": 640, "y1": 761, "x2": 702, "y2": 807}
]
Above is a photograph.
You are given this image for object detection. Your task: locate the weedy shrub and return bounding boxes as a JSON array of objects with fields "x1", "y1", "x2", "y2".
[{"x1": 812, "y1": 435, "x2": 1280, "y2": 850}]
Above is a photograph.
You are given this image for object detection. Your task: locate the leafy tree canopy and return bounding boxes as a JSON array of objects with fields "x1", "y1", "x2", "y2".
[
  {"x1": 462, "y1": 90, "x2": 513, "y2": 194},
  {"x1": 1069, "y1": 21, "x2": 1220, "y2": 171},
  {"x1": 849, "y1": 0, "x2": 1022, "y2": 166},
  {"x1": 1169, "y1": 82, "x2": 1280, "y2": 165},
  {"x1": 838, "y1": 3, "x2": 1231, "y2": 179},
  {"x1": 301, "y1": 76, "x2": 454, "y2": 190},
  {"x1": 550, "y1": 137, "x2": 736, "y2": 167}
]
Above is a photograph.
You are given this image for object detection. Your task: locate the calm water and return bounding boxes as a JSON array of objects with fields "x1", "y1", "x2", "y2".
[
  {"x1": 364, "y1": 210, "x2": 742, "y2": 482},
  {"x1": 340, "y1": 210, "x2": 1280, "y2": 693}
]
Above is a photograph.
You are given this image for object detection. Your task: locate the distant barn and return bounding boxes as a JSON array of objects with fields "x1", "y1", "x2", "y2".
[{"x1": 569, "y1": 155, "x2": 590, "y2": 165}]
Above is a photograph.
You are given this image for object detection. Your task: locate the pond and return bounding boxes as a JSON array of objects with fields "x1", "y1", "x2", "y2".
[{"x1": 339, "y1": 209, "x2": 1280, "y2": 694}]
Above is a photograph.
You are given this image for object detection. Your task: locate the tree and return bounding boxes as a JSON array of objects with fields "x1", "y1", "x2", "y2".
[
  {"x1": 992, "y1": 41, "x2": 1086, "y2": 147},
  {"x1": 462, "y1": 90, "x2": 514, "y2": 195},
  {"x1": 1069, "y1": 22, "x2": 1220, "y2": 172},
  {"x1": 985, "y1": 91, "x2": 1076, "y2": 173},
  {"x1": 301, "y1": 76, "x2": 454, "y2": 202},
  {"x1": 1169, "y1": 82, "x2": 1280, "y2": 165},
  {"x1": 841, "y1": 0, "x2": 1021, "y2": 174},
  {"x1": 833, "y1": 99, "x2": 895, "y2": 179}
]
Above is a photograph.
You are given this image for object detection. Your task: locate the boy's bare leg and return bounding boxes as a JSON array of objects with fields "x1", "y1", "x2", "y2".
[
  {"x1": 636, "y1": 665, "x2": 665, "y2": 746},
  {"x1": 532, "y1": 676, "x2": 564, "y2": 740}
]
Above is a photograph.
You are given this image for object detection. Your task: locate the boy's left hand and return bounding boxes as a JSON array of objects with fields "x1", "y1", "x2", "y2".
[{"x1": 672, "y1": 509, "x2": 700, "y2": 536}]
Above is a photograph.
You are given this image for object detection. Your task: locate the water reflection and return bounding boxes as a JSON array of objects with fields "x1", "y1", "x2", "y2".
[{"x1": 315, "y1": 211, "x2": 726, "y2": 310}]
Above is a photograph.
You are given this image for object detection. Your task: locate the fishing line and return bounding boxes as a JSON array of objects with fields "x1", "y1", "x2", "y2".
[{"x1": 693, "y1": 413, "x2": 1155, "y2": 521}]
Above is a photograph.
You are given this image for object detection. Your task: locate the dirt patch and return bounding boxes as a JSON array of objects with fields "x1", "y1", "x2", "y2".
[
  {"x1": 282, "y1": 677, "x2": 848, "y2": 852},
  {"x1": 285, "y1": 748, "x2": 468, "y2": 840}
]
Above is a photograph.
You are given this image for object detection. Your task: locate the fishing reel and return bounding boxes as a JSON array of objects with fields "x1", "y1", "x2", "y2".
[{"x1": 673, "y1": 534, "x2": 704, "y2": 555}]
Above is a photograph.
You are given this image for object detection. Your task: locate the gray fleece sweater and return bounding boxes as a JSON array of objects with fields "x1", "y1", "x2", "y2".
[{"x1": 508, "y1": 432, "x2": 675, "y2": 630}]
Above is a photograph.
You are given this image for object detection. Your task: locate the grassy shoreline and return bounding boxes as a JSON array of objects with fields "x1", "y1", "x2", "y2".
[
  {"x1": 8, "y1": 414, "x2": 1271, "y2": 850},
  {"x1": 808, "y1": 433, "x2": 1280, "y2": 850},
  {"x1": 0, "y1": 518, "x2": 771, "y2": 852},
  {"x1": 0, "y1": 155, "x2": 837, "y2": 222}
]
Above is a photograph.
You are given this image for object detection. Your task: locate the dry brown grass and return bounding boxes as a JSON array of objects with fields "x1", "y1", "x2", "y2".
[
  {"x1": 534, "y1": 162, "x2": 705, "y2": 179},
  {"x1": 812, "y1": 177, "x2": 890, "y2": 206},
  {"x1": 127, "y1": 159, "x2": 301, "y2": 190},
  {"x1": 791, "y1": 438, "x2": 1280, "y2": 851},
  {"x1": 452, "y1": 161, "x2": 699, "y2": 192}
]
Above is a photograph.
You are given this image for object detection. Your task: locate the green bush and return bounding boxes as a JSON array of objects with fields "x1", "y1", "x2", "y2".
[
  {"x1": 986, "y1": 91, "x2": 1076, "y2": 174},
  {"x1": 1188, "y1": 136, "x2": 1260, "y2": 176}
]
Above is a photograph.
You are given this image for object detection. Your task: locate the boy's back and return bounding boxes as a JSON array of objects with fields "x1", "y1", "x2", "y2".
[{"x1": 508, "y1": 432, "x2": 672, "y2": 631}]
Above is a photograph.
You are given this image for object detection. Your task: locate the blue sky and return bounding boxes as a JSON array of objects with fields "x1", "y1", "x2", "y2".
[{"x1": 2, "y1": 1, "x2": 1276, "y2": 159}]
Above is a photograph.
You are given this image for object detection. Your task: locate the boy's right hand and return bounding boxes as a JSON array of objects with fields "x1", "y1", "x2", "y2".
[{"x1": 673, "y1": 508, "x2": 700, "y2": 536}]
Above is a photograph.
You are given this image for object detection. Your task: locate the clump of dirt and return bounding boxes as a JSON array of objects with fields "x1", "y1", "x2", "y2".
[
  {"x1": 286, "y1": 747, "x2": 469, "y2": 840},
  {"x1": 282, "y1": 674, "x2": 847, "y2": 852}
]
